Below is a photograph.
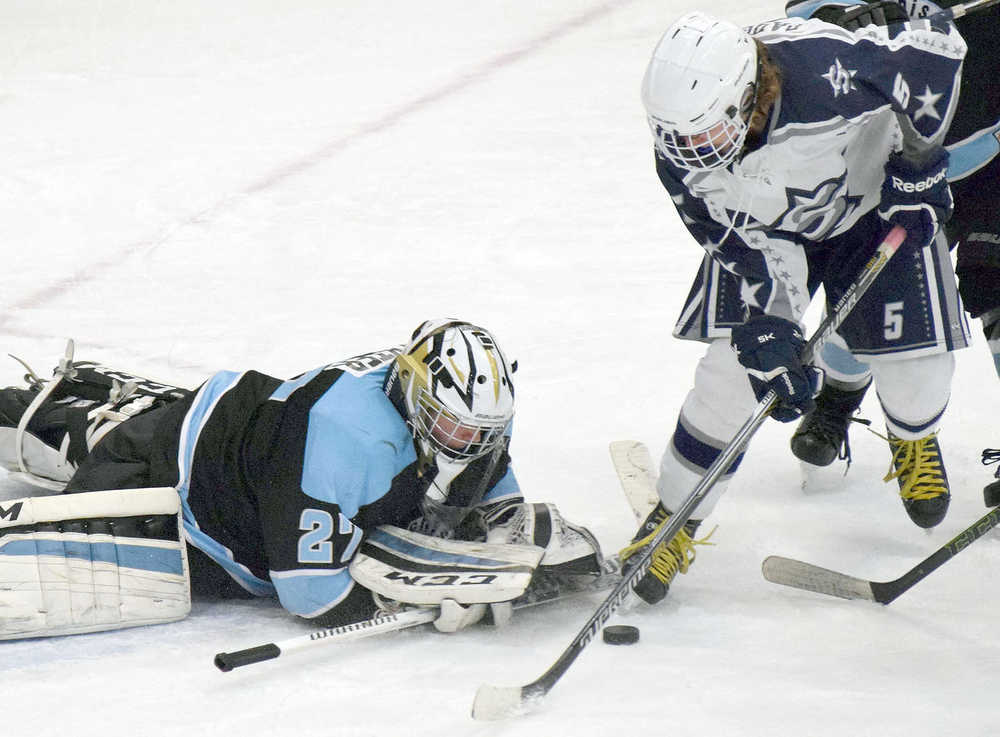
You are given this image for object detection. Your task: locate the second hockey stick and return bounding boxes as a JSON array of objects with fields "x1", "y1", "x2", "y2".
[
  {"x1": 929, "y1": 0, "x2": 999, "y2": 22},
  {"x1": 215, "y1": 559, "x2": 628, "y2": 672},
  {"x1": 762, "y1": 505, "x2": 1000, "y2": 604},
  {"x1": 470, "y1": 225, "x2": 907, "y2": 721}
]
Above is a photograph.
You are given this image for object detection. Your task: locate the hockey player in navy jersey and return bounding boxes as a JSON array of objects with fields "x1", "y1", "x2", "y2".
[
  {"x1": 0, "y1": 321, "x2": 603, "y2": 637},
  {"x1": 621, "y1": 10, "x2": 969, "y2": 604},
  {"x1": 784, "y1": 0, "x2": 1000, "y2": 500}
]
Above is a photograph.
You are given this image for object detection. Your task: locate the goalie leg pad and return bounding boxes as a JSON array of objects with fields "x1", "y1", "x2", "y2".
[
  {"x1": 349, "y1": 525, "x2": 543, "y2": 606},
  {"x1": 0, "y1": 487, "x2": 190, "y2": 639}
]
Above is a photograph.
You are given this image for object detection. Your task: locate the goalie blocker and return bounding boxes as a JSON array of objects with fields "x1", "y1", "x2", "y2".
[
  {"x1": 350, "y1": 502, "x2": 604, "y2": 632},
  {"x1": 0, "y1": 487, "x2": 190, "y2": 639}
]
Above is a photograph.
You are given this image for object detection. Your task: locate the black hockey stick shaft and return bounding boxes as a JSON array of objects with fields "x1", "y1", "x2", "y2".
[
  {"x1": 471, "y1": 225, "x2": 906, "y2": 720},
  {"x1": 868, "y1": 506, "x2": 1000, "y2": 603},
  {"x1": 930, "y1": 0, "x2": 999, "y2": 21}
]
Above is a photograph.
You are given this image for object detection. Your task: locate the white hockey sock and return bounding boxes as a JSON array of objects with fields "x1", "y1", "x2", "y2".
[
  {"x1": 656, "y1": 340, "x2": 757, "y2": 518},
  {"x1": 872, "y1": 352, "x2": 954, "y2": 440}
]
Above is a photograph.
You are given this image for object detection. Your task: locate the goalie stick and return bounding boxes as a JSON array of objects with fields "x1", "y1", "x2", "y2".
[
  {"x1": 470, "y1": 225, "x2": 906, "y2": 722},
  {"x1": 214, "y1": 542, "x2": 631, "y2": 671},
  {"x1": 214, "y1": 564, "x2": 625, "y2": 672},
  {"x1": 762, "y1": 506, "x2": 1000, "y2": 604}
]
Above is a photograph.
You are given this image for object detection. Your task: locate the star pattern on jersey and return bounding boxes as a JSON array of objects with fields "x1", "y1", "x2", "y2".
[
  {"x1": 821, "y1": 58, "x2": 857, "y2": 98},
  {"x1": 913, "y1": 86, "x2": 943, "y2": 122},
  {"x1": 740, "y1": 278, "x2": 766, "y2": 310}
]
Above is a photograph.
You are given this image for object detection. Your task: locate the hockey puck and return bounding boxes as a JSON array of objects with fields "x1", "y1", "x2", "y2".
[{"x1": 602, "y1": 625, "x2": 640, "y2": 645}]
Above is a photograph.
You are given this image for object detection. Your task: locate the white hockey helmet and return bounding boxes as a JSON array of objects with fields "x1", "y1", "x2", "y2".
[
  {"x1": 390, "y1": 319, "x2": 515, "y2": 463},
  {"x1": 641, "y1": 12, "x2": 759, "y2": 171}
]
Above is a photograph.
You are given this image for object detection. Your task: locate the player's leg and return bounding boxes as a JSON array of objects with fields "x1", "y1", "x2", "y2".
[
  {"x1": 831, "y1": 217, "x2": 969, "y2": 528},
  {"x1": 621, "y1": 339, "x2": 757, "y2": 603}
]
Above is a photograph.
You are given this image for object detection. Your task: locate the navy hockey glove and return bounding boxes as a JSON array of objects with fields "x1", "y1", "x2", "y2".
[
  {"x1": 806, "y1": 0, "x2": 909, "y2": 29},
  {"x1": 731, "y1": 315, "x2": 824, "y2": 422},
  {"x1": 878, "y1": 148, "x2": 952, "y2": 250}
]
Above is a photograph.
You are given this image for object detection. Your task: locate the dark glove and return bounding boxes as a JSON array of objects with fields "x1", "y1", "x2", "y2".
[
  {"x1": 878, "y1": 148, "x2": 952, "y2": 250},
  {"x1": 731, "y1": 315, "x2": 824, "y2": 422},
  {"x1": 807, "y1": 0, "x2": 909, "y2": 29}
]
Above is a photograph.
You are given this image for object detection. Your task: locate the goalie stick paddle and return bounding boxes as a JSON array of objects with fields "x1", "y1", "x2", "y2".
[
  {"x1": 470, "y1": 225, "x2": 906, "y2": 722},
  {"x1": 762, "y1": 506, "x2": 1000, "y2": 605}
]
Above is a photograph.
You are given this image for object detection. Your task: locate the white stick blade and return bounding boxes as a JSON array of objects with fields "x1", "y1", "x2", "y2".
[
  {"x1": 762, "y1": 556, "x2": 876, "y2": 602},
  {"x1": 471, "y1": 684, "x2": 539, "y2": 721},
  {"x1": 608, "y1": 440, "x2": 659, "y2": 522}
]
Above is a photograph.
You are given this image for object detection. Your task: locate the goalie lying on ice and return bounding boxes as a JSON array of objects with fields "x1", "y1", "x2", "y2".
[{"x1": 0, "y1": 321, "x2": 603, "y2": 639}]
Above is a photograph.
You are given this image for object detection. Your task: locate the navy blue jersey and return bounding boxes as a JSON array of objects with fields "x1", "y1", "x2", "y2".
[
  {"x1": 171, "y1": 347, "x2": 520, "y2": 619},
  {"x1": 658, "y1": 17, "x2": 965, "y2": 325},
  {"x1": 786, "y1": 0, "x2": 999, "y2": 179}
]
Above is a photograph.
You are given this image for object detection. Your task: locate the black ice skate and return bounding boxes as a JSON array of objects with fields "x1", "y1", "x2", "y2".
[
  {"x1": 884, "y1": 430, "x2": 950, "y2": 529},
  {"x1": 790, "y1": 382, "x2": 870, "y2": 467},
  {"x1": 982, "y1": 449, "x2": 1000, "y2": 507},
  {"x1": 618, "y1": 501, "x2": 704, "y2": 605}
]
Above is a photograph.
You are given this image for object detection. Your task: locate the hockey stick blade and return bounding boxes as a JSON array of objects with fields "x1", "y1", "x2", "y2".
[
  {"x1": 608, "y1": 440, "x2": 659, "y2": 522},
  {"x1": 763, "y1": 506, "x2": 1000, "y2": 605},
  {"x1": 472, "y1": 683, "x2": 547, "y2": 721},
  {"x1": 762, "y1": 556, "x2": 877, "y2": 602}
]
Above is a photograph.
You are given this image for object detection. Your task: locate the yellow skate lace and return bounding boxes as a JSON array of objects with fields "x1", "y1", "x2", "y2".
[
  {"x1": 619, "y1": 519, "x2": 716, "y2": 585},
  {"x1": 881, "y1": 431, "x2": 948, "y2": 501}
]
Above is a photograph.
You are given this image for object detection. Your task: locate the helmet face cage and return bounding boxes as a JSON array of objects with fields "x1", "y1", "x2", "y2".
[
  {"x1": 641, "y1": 12, "x2": 760, "y2": 172},
  {"x1": 412, "y1": 389, "x2": 508, "y2": 461},
  {"x1": 396, "y1": 320, "x2": 515, "y2": 464},
  {"x1": 648, "y1": 80, "x2": 756, "y2": 171}
]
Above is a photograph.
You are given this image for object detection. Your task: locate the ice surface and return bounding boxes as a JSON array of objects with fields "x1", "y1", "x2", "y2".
[{"x1": 2, "y1": 2, "x2": 998, "y2": 736}]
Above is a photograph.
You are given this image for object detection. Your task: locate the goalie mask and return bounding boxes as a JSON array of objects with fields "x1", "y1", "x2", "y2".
[
  {"x1": 642, "y1": 11, "x2": 759, "y2": 171},
  {"x1": 386, "y1": 319, "x2": 515, "y2": 466}
]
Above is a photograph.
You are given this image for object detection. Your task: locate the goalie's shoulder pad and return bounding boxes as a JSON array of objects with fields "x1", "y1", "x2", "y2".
[
  {"x1": 349, "y1": 525, "x2": 542, "y2": 606},
  {"x1": 0, "y1": 487, "x2": 190, "y2": 640}
]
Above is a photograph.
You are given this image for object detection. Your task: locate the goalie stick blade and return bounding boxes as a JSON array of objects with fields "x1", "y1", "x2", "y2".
[
  {"x1": 471, "y1": 683, "x2": 546, "y2": 721},
  {"x1": 761, "y1": 556, "x2": 878, "y2": 603},
  {"x1": 608, "y1": 440, "x2": 660, "y2": 522}
]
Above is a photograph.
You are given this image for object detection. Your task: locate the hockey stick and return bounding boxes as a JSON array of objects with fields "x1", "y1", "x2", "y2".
[
  {"x1": 470, "y1": 225, "x2": 907, "y2": 721},
  {"x1": 214, "y1": 563, "x2": 627, "y2": 672},
  {"x1": 929, "y1": 0, "x2": 999, "y2": 22},
  {"x1": 214, "y1": 607, "x2": 438, "y2": 671},
  {"x1": 762, "y1": 506, "x2": 1000, "y2": 604}
]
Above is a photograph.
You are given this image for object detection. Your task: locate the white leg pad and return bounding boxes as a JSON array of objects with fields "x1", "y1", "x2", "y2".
[{"x1": 0, "y1": 487, "x2": 190, "y2": 640}]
